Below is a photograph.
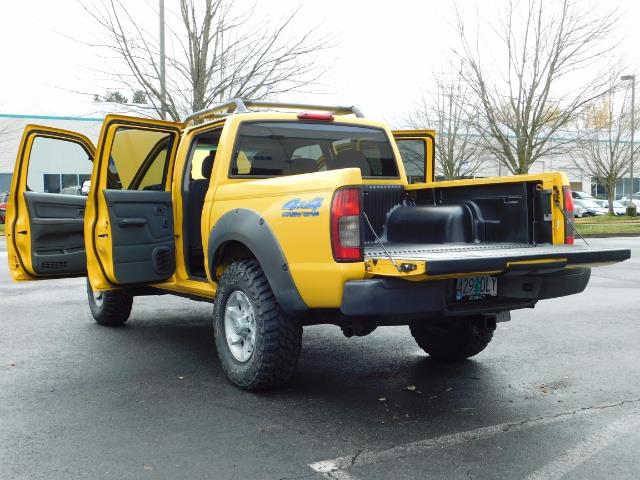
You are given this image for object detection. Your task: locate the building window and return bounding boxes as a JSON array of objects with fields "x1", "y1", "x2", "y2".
[
  {"x1": 43, "y1": 174, "x2": 61, "y2": 193},
  {"x1": 41, "y1": 173, "x2": 92, "y2": 194},
  {"x1": 591, "y1": 180, "x2": 607, "y2": 198}
]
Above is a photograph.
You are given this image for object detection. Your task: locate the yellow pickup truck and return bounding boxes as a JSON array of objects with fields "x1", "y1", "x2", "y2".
[{"x1": 5, "y1": 99, "x2": 630, "y2": 390}]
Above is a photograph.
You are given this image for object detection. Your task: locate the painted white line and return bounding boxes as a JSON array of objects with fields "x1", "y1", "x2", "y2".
[
  {"x1": 319, "y1": 470, "x2": 362, "y2": 480},
  {"x1": 524, "y1": 411, "x2": 640, "y2": 480},
  {"x1": 309, "y1": 400, "x2": 640, "y2": 477}
]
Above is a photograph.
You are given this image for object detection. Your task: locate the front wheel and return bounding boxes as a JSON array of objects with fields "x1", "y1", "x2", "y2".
[
  {"x1": 86, "y1": 279, "x2": 133, "y2": 326},
  {"x1": 409, "y1": 316, "x2": 495, "y2": 361},
  {"x1": 213, "y1": 259, "x2": 302, "y2": 390}
]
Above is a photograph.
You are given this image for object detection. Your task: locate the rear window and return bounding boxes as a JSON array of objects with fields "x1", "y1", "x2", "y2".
[{"x1": 230, "y1": 122, "x2": 398, "y2": 178}]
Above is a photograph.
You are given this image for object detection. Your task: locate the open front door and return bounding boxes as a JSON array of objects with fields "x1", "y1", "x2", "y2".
[
  {"x1": 86, "y1": 115, "x2": 183, "y2": 291},
  {"x1": 6, "y1": 125, "x2": 95, "y2": 281},
  {"x1": 392, "y1": 129, "x2": 436, "y2": 184}
]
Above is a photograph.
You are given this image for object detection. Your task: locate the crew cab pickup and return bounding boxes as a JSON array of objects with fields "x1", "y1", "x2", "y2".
[{"x1": 5, "y1": 99, "x2": 630, "y2": 390}]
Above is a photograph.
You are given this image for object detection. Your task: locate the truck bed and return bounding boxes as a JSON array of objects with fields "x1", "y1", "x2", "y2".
[{"x1": 364, "y1": 242, "x2": 630, "y2": 276}]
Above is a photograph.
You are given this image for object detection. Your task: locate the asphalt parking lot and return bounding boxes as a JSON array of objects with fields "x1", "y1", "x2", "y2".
[{"x1": 1, "y1": 237, "x2": 639, "y2": 480}]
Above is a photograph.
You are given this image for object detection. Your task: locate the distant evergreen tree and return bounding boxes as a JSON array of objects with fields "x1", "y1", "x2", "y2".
[
  {"x1": 131, "y1": 90, "x2": 147, "y2": 104},
  {"x1": 103, "y1": 91, "x2": 128, "y2": 104}
]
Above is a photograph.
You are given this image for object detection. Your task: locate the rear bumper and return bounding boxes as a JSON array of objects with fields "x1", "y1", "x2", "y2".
[{"x1": 340, "y1": 268, "x2": 591, "y2": 316}]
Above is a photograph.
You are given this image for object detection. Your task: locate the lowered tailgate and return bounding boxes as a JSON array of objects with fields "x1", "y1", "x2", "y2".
[{"x1": 364, "y1": 243, "x2": 630, "y2": 277}]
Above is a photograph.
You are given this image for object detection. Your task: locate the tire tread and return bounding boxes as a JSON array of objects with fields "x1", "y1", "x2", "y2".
[
  {"x1": 213, "y1": 259, "x2": 302, "y2": 390},
  {"x1": 87, "y1": 279, "x2": 133, "y2": 326},
  {"x1": 410, "y1": 317, "x2": 494, "y2": 361}
]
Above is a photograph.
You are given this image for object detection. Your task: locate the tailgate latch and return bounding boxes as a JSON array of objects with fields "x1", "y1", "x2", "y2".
[{"x1": 399, "y1": 263, "x2": 417, "y2": 273}]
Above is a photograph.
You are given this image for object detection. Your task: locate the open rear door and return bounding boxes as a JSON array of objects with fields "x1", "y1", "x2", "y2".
[
  {"x1": 6, "y1": 125, "x2": 95, "y2": 281},
  {"x1": 392, "y1": 129, "x2": 436, "y2": 183},
  {"x1": 86, "y1": 115, "x2": 183, "y2": 291}
]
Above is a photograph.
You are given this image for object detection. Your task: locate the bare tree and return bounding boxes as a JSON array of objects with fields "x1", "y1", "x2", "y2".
[
  {"x1": 455, "y1": 0, "x2": 619, "y2": 174},
  {"x1": 573, "y1": 87, "x2": 635, "y2": 214},
  {"x1": 81, "y1": 0, "x2": 328, "y2": 121},
  {"x1": 405, "y1": 73, "x2": 484, "y2": 180}
]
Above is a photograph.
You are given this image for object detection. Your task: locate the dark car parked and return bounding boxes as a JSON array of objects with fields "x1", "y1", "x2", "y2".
[{"x1": 0, "y1": 192, "x2": 9, "y2": 224}]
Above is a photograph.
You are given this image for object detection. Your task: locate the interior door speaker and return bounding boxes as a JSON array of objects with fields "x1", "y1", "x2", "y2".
[{"x1": 151, "y1": 246, "x2": 175, "y2": 275}]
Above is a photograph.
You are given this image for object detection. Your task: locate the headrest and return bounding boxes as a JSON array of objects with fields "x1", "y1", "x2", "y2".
[
  {"x1": 333, "y1": 149, "x2": 372, "y2": 176},
  {"x1": 289, "y1": 157, "x2": 318, "y2": 174},
  {"x1": 201, "y1": 150, "x2": 216, "y2": 179},
  {"x1": 249, "y1": 148, "x2": 289, "y2": 176}
]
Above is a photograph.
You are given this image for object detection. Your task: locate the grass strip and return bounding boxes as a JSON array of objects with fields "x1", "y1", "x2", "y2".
[
  {"x1": 575, "y1": 215, "x2": 640, "y2": 224},
  {"x1": 575, "y1": 222, "x2": 640, "y2": 236}
]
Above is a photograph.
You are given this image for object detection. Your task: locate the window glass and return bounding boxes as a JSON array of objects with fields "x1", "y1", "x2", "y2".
[
  {"x1": 137, "y1": 147, "x2": 168, "y2": 190},
  {"x1": 292, "y1": 144, "x2": 322, "y2": 160},
  {"x1": 231, "y1": 122, "x2": 398, "y2": 178},
  {"x1": 187, "y1": 130, "x2": 222, "y2": 181},
  {"x1": 396, "y1": 139, "x2": 426, "y2": 183},
  {"x1": 190, "y1": 146, "x2": 216, "y2": 180},
  {"x1": 107, "y1": 128, "x2": 173, "y2": 190},
  {"x1": 62, "y1": 174, "x2": 79, "y2": 189},
  {"x1": 27, "y1": 136, "x2": 92, "y2": 194}
]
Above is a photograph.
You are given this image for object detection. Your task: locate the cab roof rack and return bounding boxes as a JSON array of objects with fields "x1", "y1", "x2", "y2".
[{"x1": 183, "y1": 98, "x2": 364, "y2": 127}]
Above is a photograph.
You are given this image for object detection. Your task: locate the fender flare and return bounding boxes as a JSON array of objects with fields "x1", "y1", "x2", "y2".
[{"x1": 207, "y1": 208, "x2": 308, "y2": 314}]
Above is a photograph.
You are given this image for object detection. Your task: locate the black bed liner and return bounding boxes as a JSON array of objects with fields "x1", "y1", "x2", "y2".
[{"x1": 364, "y1": 242, "x2": 630, "y2": 276}]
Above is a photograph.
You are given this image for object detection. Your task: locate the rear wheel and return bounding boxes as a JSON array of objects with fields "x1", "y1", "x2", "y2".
[
  {"x1": 87, "y1": 279, "x2": 133, "y2": 326},
  {"x1": 213, "y1": 259, "x2": 302, "y2": 390},
  {"x1": 409, "y1": 316, "x2": 495, "y2": 361}
]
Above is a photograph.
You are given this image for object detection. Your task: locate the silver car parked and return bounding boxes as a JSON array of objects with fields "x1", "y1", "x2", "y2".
[
  {"x1": 594, "y1": 199, "x2": 626, "y2": 215},
  {"x1": 574, "y1": 198, "x2": 607, "y2": 216}
]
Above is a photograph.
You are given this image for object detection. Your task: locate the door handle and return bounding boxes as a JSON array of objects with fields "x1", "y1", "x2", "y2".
[{"x1": 118, "y1": 218, "x2": 147, "y2": 227}]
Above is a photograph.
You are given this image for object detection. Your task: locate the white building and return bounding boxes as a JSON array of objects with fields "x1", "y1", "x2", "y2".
[
  {"x1": 0, "y1": 113, "x2": 103, "y2": 193},
  {"x1": 470, "y1": 149, "x2": 592, "y2": 195}
]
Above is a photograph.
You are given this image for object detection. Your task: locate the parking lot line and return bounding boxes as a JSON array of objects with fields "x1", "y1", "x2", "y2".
[
  {"x1": 320, "y1": 470, "x2": 361, "y2": 480},
  {"x1": 524, "y1": 411, "x2": 640, "y2": 480},
  {"x1": 308, "y1": 399, "x2": 640, "y2": 478}
]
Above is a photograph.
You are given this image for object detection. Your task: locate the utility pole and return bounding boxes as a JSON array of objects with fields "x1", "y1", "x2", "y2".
[
  {"x1": 159, "y1": 0, "x2": 167, "y2": 120},
  {"x1": 622, "y1": 75, "x2": 636, "y2": 214}
]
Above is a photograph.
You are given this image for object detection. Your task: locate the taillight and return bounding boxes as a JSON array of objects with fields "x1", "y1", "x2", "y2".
[
  {"x1": 563, "y1": 186, "x2": 575, "y2": 245},
  {"x1": 330, "y1": 187, "x2": 362, "y2": 262},
  {"x1": 297, "y1": 112, "x2": 334, "y2": 121}
]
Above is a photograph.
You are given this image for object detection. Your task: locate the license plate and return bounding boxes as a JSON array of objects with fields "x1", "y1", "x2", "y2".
[{"x1": 456, "y1": 276, "x2": 498, "y2": 301}]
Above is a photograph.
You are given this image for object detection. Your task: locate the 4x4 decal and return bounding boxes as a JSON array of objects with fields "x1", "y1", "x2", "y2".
[{"x1": 281, "y1": 197, "x2": 323, "y2": 217}]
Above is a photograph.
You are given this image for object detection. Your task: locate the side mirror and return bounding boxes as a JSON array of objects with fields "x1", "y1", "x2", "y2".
[{"x1": 81, "y1": 180, "x2": 91, "y2": 196}]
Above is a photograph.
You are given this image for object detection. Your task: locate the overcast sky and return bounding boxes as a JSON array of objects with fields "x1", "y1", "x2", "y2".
[{"x1": 1, "y1": 0, "x2": 639, "y2": 125}]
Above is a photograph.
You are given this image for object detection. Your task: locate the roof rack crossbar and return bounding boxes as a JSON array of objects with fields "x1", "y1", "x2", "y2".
[
  {"x1": 183, "y1": 98, "x2": 249, "y2": 126},
  {"x1": 183, "y1": 98, "x2": 364, "y2": 127}
]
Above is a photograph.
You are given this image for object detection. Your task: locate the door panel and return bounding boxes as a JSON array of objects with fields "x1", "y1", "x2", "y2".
[
  {"x1": 102, "y1": 189, "x2": 175, "y2": 284},
  {"x1": 6, "y1": 125, "x2": 95, "y2": 281},
  {"x1": 23, "y1": 191, "x2": 87, "y2": 275},
  {"x1": 85, "y1": 115, "x2": 183, "y2": 289}
]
